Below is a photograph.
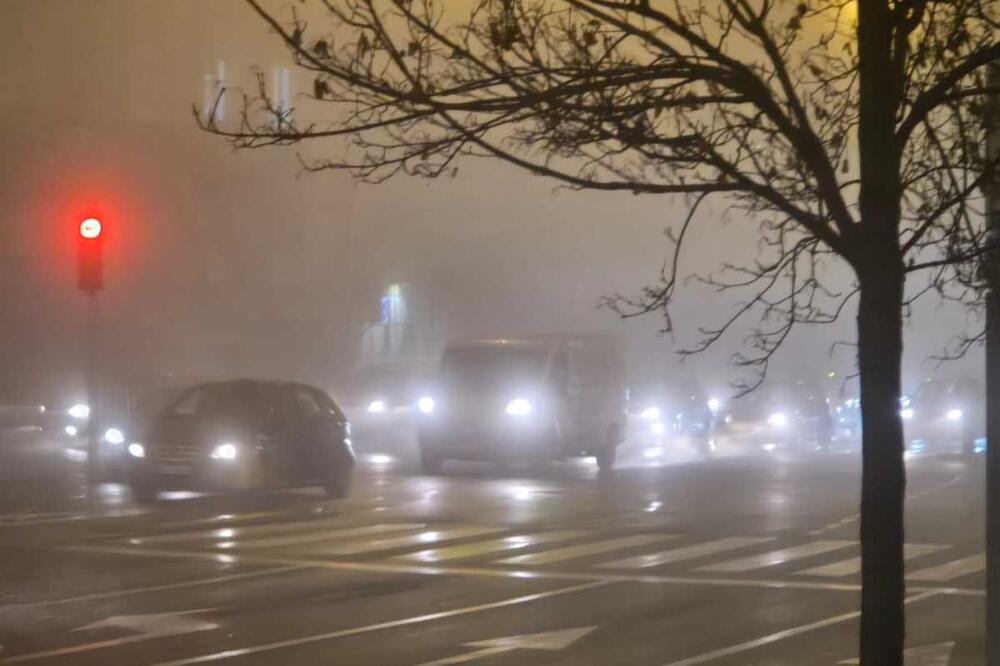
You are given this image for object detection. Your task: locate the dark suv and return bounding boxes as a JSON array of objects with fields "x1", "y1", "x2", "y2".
[{"x1": 127, "y1": 379, "x2": 354, "y2": 502}]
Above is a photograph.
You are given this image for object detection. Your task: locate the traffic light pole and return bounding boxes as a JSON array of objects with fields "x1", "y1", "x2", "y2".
[
  {"x1": 986, "y1": 61, "x2": 999, "y2": 664},
  {"x1": 85, "y1": 292, "x2": 100, "y2": 515}
]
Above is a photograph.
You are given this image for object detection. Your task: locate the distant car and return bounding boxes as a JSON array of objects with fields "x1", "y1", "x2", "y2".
[
  {"x1": 716, "y1": 384, "x2": 833, "y2": 453},
  {"x1": 127, "y1": 379, "x2": 354, "y2": 502},
  {"x1": 416, "y1": 336, "x2": 628, "y2": 472},
  {"x1": 673, "y1": 393, "x2": 715, "y2": 446},
  {"x1": 902, "y1": 379, "x2": 983, "y2": 455}
]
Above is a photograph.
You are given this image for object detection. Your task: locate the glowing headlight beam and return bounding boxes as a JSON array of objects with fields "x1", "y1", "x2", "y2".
[
  {"x1": 417, "y1": 396, "x2": 435, "y2": 414},
  {"x1": 104, "y1": 428, "x2": 125, "y2": 445},
  {"x1": 367, "y1": 400, "x2": 387, "y2": 414},
  {"x1": 640, "y1": 407, "x2": 661, "y2": 421},
  {"x1": 127, "y1": 443, "x2": 146, "y2": 458},
  {"x1": 211, "y1": 443, "x2": 239, "y2": 460},
  {"x1": 900, "y1": 408, "x2": 914, "y2": 420},
  {"x1": 505, "y1": 398, "x2": 533, "y2": 417},
  {"x1": 946, "y1": 408, "x2": 963, "y2": 422},
  {"x1": 767, "y1": 412, "x2": 788, "y2": 428}
]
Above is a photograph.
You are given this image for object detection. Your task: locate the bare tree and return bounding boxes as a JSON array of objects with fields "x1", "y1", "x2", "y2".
[{"x1": 200, "y1": 1, "x2": 1000, "y2": 662}]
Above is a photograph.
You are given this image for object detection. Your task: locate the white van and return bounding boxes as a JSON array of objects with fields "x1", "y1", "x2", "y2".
[{"x1": 415, "y1": 335, "x2": 628, "y2": 472}]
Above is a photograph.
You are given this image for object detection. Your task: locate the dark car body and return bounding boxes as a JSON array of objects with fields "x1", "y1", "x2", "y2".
[
  {"x1": 127, "y1": 379, "x2": 354, "y2": 501},
  {"x1": 715, "y1": 384, "x2": 833, "y2": 453},
  {"x1": 416, "y1": 336, "x2": 628, "y2": 472},
  {"x1": 903, "y1": 379, "x2": 984, "y2": 455}
]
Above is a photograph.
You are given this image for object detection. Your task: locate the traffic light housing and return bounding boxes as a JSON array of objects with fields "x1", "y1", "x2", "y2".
[{"x1": 77, "y1": 217, "x2": 103, "y2": 293}]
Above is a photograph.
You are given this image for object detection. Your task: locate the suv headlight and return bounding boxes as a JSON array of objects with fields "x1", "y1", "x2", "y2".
[
  {"x1": 210, "y1": 443, "x2": 239, "y2": 460},
  {"x1": 505, "y1": 398, "x2": 533, "y2": 417}
]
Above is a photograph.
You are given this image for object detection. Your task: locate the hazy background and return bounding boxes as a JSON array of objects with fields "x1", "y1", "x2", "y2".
[{"x1": 0, "y1": 0, "x2": 983, "y2": 406}]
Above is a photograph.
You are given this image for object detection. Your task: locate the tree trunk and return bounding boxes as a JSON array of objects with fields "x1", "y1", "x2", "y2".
[{"x1": 857, "y1": 266, "x2": 906, "y2": 665}]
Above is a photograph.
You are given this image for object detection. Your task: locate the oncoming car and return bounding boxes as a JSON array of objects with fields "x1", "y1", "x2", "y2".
[
  {"x1": 416, "y1": 336, "x2": 627, "y2": 472},
  {"x1": 127, "y1": 379, "x2": 354, "y2": 502},
  {"x1": 902, "y1": 379, "x2": 984, "y2": 455},
  {"x1": 716, "y1": 384, "x2": 833, "y2": 453}
]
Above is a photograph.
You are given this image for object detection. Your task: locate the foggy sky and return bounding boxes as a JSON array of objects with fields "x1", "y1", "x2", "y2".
[{"x1": 0, "y1": 0, "x2": 982, "y2": 404}]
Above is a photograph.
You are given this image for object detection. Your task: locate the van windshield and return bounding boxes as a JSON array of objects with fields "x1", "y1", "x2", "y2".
[{"x1": 440, "y1": 346, "x2": 549, "y2": 388}]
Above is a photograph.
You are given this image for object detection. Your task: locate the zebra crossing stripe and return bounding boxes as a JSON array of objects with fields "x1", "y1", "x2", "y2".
[
  {"x1": 317, "y1": 526, "x2": 505, "y2": 556},
  {"x1": 394, "y1": 531, "x2": 586, "y2": 563},
  {"x1": 235, "y1": 523, "x2": 426, "y2": 549},
  {"x1": 696, "y1": 540, "x2": 854, "y2": 573},
  {"x1": 907, "y1": 553, "x2": 985, "y2": 581},
  {"x1": 496, "y1": 534, "x2": 672, "y2": 566},
  {"x1": 795, "y1": 543, "x2": 948, "y2": 577},
  {"x1": 597, "y1": 537, "x2": 775, "y2": 570},
  {"x1": 133, "y1": 517, "x2": 361, "y2": 545}
]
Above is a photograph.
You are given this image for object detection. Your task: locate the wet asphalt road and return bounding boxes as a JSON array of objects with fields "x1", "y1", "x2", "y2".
[{"x1": 0, "y1": 428, "x2": 987, "y2": 665}]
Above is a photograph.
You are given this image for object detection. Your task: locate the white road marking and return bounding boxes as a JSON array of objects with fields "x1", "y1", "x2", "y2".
[
  {"x1": 795, "y1": 544, "x2": 948, "y2": 577},
  {"x1": 659, "y1": 591, "x2": 942, "y2": 666},
  {"x1": 598, "y1": 537, "x2": 774, "y2": 570},
  {"x1": 316, "y1": 526, "x2": 504, "y2": 556},
  {"x1": 0, "y1": 566, "x2": 302, "y2": 611},
  {"x1": 138, "y1": 581, "x2": 613, "y2": 666},
  {"x1": 395, "y1": 531, "x2": 585, "y2": 563},
  {"x1": 132, "y1": 517, "x2": 369, "y2": 545},
  {"x1": 497, "y1": 535, "x2": 672, "y2": 566},
  {"x1": 66, "y1": 543, "x2": 987, "y2": 597},
  {"x1": 697, "y1": 540, "x2": 854, "y2": 573},
  {"x1": 414, "y1": 626, "x2": 596, "y2": 666},
  {"x1": 5, "y1": 609, "x2": 219, "y2": 663},
  {"x1": 235, "y1": 523, "x2": 424, "y2": 549},
  {"x1": 908, "y1": 553, "x2": 986, "y2": 581}
]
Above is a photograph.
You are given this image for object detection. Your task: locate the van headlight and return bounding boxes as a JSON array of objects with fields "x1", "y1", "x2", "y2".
[
  {"x1": 210, "y1": 443, "x2": 239, "y2": 461},
  {"x1": 767, "y1": 412, "x2": 788, "y2": 428},
  {"x1": 505, "y1": 398, "x2": 533, "y2": 417},
  {"x1": 127, "y1": 443, "x2": 146, "y2": 458},
  {"x1": 640, "y1": 406, "x2": 661, "y2": 421},
  {"x1": 104, "y1": 428, "x2": 125, "y2": 445}
]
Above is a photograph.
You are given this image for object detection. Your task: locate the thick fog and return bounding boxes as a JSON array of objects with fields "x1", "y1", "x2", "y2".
[{"x1": 0, "y1": 0, "x2": 983, "y2": 407}]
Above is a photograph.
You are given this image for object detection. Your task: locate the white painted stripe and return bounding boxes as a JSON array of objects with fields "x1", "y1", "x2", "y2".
[
  {"x1": 697, "y1": 540, "x2": 854, "y2": 573},
  {"x1": 394, "y1": 531, "x2": 585, "y2": 563},
  {"x1": 138, "y1": 580, "x2": 614, "y2": 666},
  {"x1": 597, "y1": 537, "x2": 774, "y2": 570},
  {"x1": 497, "y1": 534, "x2": 671, "y2": 566},
  {"x1": 659, "y1": 591, "x2": 942, "y2": 666},
  {"x1": 795, "y1": 543, "x2": 948, "y2": 577},
  {"x1": 318, "y1": 526, "x2": 504, "y2": 556},
  {"x1": 908, "y1": 553, "x2": 986, "y2": 581},
  {"x1": 236, "y1": 523, "x2": 424, "y2": 549},
  {"x1": 133, "y1": 518, "x2": 363, "y2": 545},
  {"x1": 0, "y1": 566, "x2": 302, "y2": 611}
]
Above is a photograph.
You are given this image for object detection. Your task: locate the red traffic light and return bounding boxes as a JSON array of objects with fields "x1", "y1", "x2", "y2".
[{"x1": 79, "y1": 217, "x2": 102, "y2": 239}]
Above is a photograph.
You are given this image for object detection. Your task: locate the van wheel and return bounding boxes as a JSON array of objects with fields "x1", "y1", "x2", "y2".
[
  {"x1": 324, "y1": 466, "x2": 352, "y2": 499},
  {"x1": 420, "y1": 450, "x2": 445, "y2": 475},
  {"x1": 595, "y1": 445, "x2": 616, "y2": 471}
]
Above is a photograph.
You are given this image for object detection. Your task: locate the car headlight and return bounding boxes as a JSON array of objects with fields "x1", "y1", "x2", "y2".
[
  {"x1": 367, "y1": 400, "x2": 387, "y2": 414},
  {"x1": 127, "y1": 443, "x2": 146, "y2": 458},
  {"x1": 505, "y1": 398, "x2": 533, "y2": 417},
  {"x1": 767, "y1": 412, "x2": 788, "y2": 428},
  {"x1": 946, "y1": 408, "x2": 963, "y2": 422},
  {"x1": 104, "y1": 428, "x2": 125, "y2": 445},
  {"x1": 210, "y1": 443, "x2": 239, "y2": 461},
  {"x1": 900, "y1": 408, "x2": 914, "y2": 420},
  {"x1": 707, "y1": 398, "x2": 721, "y2": 413},
  {"x1": 640, "y1": 407, "x2": 661, "y2": 421},
  {"x1": 650, "y1": 421, "x2": 666, "y2": 435},
  {"x1": 64, "y1": 425, "x2": 79, "y2": 437},
  {"x1": 417, "y1": 396, "x2": 435, "y2": 414},
  {"x1": 68, "y1": 403, "x2": 90, "y2": 420}
]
